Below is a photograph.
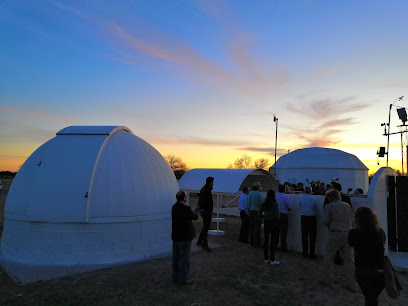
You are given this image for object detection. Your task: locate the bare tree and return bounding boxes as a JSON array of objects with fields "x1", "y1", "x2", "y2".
[
  {"x1": 254, "y1": 158, "x2": 269, "y2": 170},
  {"x1": 164, "y1": 155, "x2": 189, "y2": 179},
  {"x1": 230, "y1": 154, "x2": 253, "y2": 169},
  {"x1": 165, "y1": 155, "x2": 186, "y2": 171}
]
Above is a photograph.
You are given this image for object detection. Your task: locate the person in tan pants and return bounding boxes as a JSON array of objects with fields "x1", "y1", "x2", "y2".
[{"x1": 319, "y1": 189, "x2": 358, "y2": 292}]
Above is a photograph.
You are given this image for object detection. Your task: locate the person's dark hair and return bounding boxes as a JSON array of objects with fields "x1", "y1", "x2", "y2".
[
  {"x1": 354, "y1": 188, "x2": 364, "y2": 194},
  {"x1": 176, "y1": 190, "x2": 187, "y2": 201},
  {"x1": 252, "y1": 182, "x2": 261, "y2": 190},
  {"x1": 353, "y1": 206, "x2": 380, "y2": 231},
  {"x1": 278, "y1": 184, "x2": 285, "y2": 192},
  {"x1": 242, "y1": 186, "x2": 250, "y2": 193},
  {"x1": 333, "y1": 182, "x2": 342, "y2": 192},
  {"x1": 264, "y1": 189, "x2": 276, "y2": 208},
  {"x1": 206, "y1": 177, "x2": 214, "y2": 185}
]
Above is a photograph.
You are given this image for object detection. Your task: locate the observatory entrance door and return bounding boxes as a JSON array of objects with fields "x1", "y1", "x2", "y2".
[{"x1": 387, "y1": 176, "x2": 408, "y2": 252}]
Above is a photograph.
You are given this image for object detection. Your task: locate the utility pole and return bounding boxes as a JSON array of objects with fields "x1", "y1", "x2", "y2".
[
  {"x1": 386, "y1": 96, "x2": 404, "y2": 167},
  {"x1": 274, "y1": 115, "x2": 278, "y2": 177}
]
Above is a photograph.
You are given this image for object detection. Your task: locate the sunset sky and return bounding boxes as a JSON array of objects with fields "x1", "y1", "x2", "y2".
[{"x1": 1, "y1": 0, "x2": 407, "y2": 174}]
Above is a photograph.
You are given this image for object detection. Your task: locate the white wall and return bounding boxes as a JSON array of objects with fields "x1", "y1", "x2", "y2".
[{"x1": 285, "y1": 194, "x2": 368, "y2": 255}]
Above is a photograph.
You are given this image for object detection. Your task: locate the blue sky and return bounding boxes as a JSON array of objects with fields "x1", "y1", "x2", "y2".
[{"x1": 1, "y1": 0, "x2": 408, "y2": 172}]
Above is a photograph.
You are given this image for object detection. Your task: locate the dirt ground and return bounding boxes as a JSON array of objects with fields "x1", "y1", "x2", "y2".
[{"x1": 1, "y1": 213, "x2": 407, "y2": 306}]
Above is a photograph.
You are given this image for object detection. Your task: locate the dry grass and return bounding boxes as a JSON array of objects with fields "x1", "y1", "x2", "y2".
[{"x1": 1, "y1": 215, "x2": 407, "y2": 305}]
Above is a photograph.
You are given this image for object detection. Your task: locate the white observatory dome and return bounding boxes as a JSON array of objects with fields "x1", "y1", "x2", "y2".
[
  {"x1": 271, "y1": 147, "x2": 369, "y2": 192},
  {"x1": 0, "y1": 126, "x2": 178, "y2": 282}
]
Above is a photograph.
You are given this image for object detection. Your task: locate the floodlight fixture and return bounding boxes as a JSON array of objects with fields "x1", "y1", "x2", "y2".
[
  {"x1": 377, "y1": 147, "x2": 386, "y2": 157},
  {"x1": 397, "y1": 108, "x2": 407, "y2": 125}
]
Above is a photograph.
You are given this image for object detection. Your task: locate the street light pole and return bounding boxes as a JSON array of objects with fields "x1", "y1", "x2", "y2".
[
  {"x1": 387, "y1": 104, "x2": 392, "y2": 167},
  {"x1": 274, "y1": 115, "x2": 278, "y2": 177}
]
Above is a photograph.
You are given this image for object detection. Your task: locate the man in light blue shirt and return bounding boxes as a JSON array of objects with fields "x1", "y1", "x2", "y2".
[
  {"x1": 299, "y1": 185, "x2": 318, "y2": 259},
  {"x1": 275, "y1": 184, "x2": 292, "y2": 251},
  {"x1": 238, "y1": 187, "x2": 250, "y2": 243},
  {"x1": 247, "y1": 182, "x2": 263, "y2": 247}
]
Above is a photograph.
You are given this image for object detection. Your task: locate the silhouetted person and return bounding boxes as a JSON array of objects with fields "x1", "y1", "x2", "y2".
[
  {"x1": 348, "y1": 207, "x2": 386, "y2": 305},
  {"x1": 172, "y1": 191, "x2": 198, "y2": 285},
  {"x1": 261, "y1": 189, "x2": 280, "y2": 265},
  {"x1": 196, "y1": 177, "x2": 214, "y2": 252},
  {"x1": 313, "y1": 182, "x2": 327, "y2": 195}
]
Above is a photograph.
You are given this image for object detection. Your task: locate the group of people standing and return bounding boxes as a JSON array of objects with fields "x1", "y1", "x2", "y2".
[
  {"x1": 172, "y1": 177, "x2": 388, "y2": 305},
  {"x1": 239, "y1": 182, "x2": 292, "y2": 265},
  {"x1": 238, "y1": 182, "x2": 387, "y2": 305}
]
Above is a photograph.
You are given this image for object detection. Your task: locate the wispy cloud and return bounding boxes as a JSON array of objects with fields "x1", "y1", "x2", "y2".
[
  {"x1": 235, "y1": 147, "x2": 288, "y2": 158},
  {"x1": 50, "y1": 1, "x2": 288, "y2": 100},
  {"x1": 286, "y1": 96, "x2": 370, "y2": 147},
  {"x1": 287, "y1": 96, "x2": 369, "y2": 120},
  {"x1": 0, "y1": 105, "x2": 75, "y2": 124},
  {"x1": 237, "y1": 147, "x2": 275, "y2": 153},
  {"x1": 319, "y1": 118, "x2": 357, "y2": 129},
  {"x1": 0, "y1": 154, "x2": 28, "y2": 159},
  {"x1": 147, "y1": 137, "x2": 249, "y2": 147},
  {"x1": 377, "y1": 83, "x2": 408, "y2": 89},
  {"x1": 311, "y1": 65, "x2": 342, "y2": 81}
]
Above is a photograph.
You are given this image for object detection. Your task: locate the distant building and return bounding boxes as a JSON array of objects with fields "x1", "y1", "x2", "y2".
[{"x1": 270, "y1": 147, "x2": 368, "y2": 193}]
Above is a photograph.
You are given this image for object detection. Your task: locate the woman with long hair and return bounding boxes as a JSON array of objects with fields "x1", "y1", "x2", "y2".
[
  {"x1": 260, "y1": 189, "x2": 280, "y2": 265},
  {"x1": 348, "y1": 206, "x2": 386, "y2": 306}
]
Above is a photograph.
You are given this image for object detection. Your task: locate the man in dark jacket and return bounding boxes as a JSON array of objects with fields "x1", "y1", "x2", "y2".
[
  {"x1": 196, "y1": 176, "x2": 214, "y2": 252},
  {"x1": 172, "y1": 190, "x2": 198, "y2": 285}
]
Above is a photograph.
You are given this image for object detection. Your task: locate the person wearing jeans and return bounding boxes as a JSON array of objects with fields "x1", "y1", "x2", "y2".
[
  {"x1": 196, "y1": 177, "x2": 214, "y2": 252},
  {"x1": 172, "y1": 191, "x2": 198, "y2": 285}
]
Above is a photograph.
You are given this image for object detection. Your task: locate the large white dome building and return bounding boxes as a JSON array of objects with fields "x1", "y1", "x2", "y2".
[
  {"x1": 0, "y1": 126, "x2": 178, "y2": 282},
  {"x1": 270, "y1": 147, "x2": 369, "y2": 193}
]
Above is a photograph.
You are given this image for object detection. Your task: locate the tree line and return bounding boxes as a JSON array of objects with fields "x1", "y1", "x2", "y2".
[{"x1": 165, "y1": 154, "x2": 270, "y2": 179}]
